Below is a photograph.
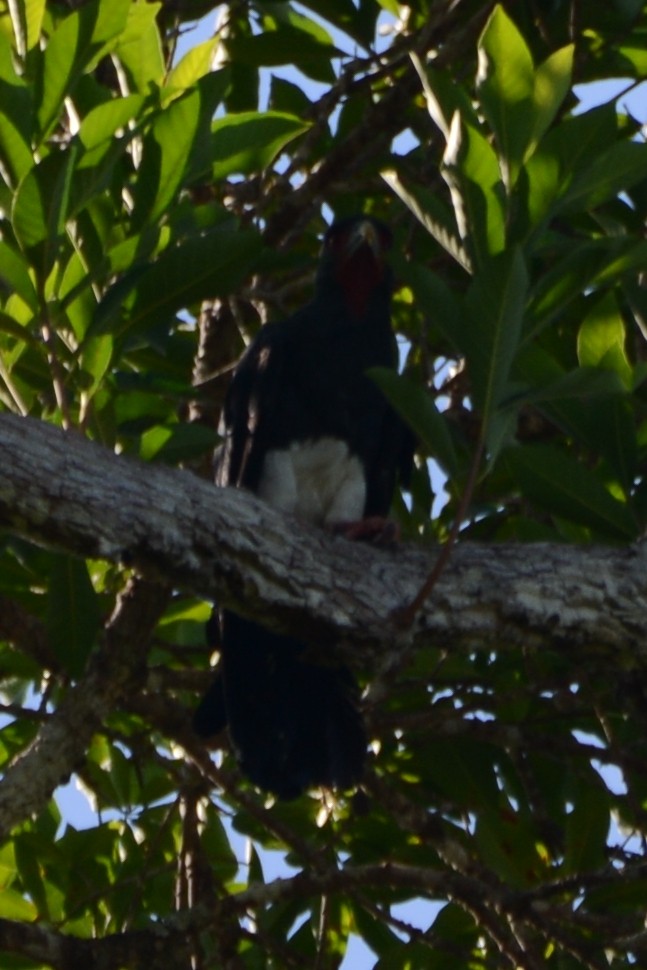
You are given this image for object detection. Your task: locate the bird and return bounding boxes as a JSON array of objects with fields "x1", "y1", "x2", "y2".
[{"x1": 193, "y1": 215, "x2": 414, "y2": 799}]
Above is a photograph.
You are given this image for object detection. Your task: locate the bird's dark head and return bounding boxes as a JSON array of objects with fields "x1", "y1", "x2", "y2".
[{"x1": 317, "y1": 215, "x2": 393, "y2": 320}]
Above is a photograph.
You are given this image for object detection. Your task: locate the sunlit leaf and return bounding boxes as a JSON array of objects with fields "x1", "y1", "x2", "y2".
[
  {"x1": 0, "y1": 32, "x2": 34, "y2": 184},
  {"x1": 133, "y1": 87, "x2": 203, "y2": 227},
  {"x1": 79, "y1": 334, "x2": 113, "y2": 401},
  {"x1": 37, "y1": 0, "x2": 131, "y2": 140},
  {"x1": 477, "y1": 4, "x2": 534, "y2": 187},
  {"x1": 382, "y1": 168, "x2": 470, "y2": 272},
  {"x1": 577, "y1": 291, "x2": 632, "y2": 387},
  {"x1": 530, "y1": 43, "x2": 573, "y2": 149},
  {"x1": 12, "y1": 142, "x2": 80, "y2": 259},
  {"x1": 0, "y1": 241, "x2": 37, "y2": 310},
  {"x1": 442, "y1": 112, "x2": 505, "y2": 261},
  {"x1": 78, "y1": 94, "x2": 145, "y2": 156},
  {"x1": 164, "y1": 37, "x2": 219, "y2": 97},
  {"x1": 139, "y1": 423, "x2": 218, "y2": 463},
  {"x1": 0, "y1": 885, "x2": 37, "y2": 920},
  {"x1": 211, "y1": 111, "x2": 310, "y2": 179},
  {"x1": 113, "y1": 0, "x2": 164, "y2": 93},
  {"x1": 6, "y1": 0, "x2": 45, "y2": 54}
]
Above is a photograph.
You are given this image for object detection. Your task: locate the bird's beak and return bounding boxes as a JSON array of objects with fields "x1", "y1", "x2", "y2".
[{"x1": 346, "y1": 220, "x2": 382, "y2": 258}]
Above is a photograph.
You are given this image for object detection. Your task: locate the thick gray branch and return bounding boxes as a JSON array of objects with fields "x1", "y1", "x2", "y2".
[{"x1": 1, "y1": 413, "x2": 646, "y2": 665}]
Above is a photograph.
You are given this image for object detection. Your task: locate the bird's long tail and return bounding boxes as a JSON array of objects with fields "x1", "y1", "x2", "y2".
[{"x1": 193, "y1": 612, "x2": 366, "y2": 799}]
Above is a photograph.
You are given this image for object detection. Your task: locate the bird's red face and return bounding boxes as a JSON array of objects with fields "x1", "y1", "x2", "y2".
[{"x1": 323, "y1": 218, "x2": 392, "y2": 320}]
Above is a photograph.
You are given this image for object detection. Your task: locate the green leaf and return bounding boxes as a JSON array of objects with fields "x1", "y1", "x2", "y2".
[
  {"x1": 93, "y1": 225, "x2": 262, "y2": 337},
  {"x1": 560, "y1": 140, "x2": 647, "y2": 213},
  {"x1": 0, "y1": 841, "x2": 17, "y2": 889},
  {"x1": 0, "y1": 885, "x2": 37, "y2": 920},
  {"x1": 58, "y1": 250, "x2": 98, "y2": 339},
  {"x1": 564, "y1": 777, "x2": 610, "y2": 874},
  {"x1": 133, "y1": 87, "x2": 203, "y2": 227},
  {"x1": 477, "y1": 5, "x2": 534, "y2": 187},
  {"x1": 113, "y1": 0, "x2": 164, "y2": 93},
  {"x1": 46, "y1": 554, "x2": 101, "y2": 678},
  {"x1": 515, "y1": 347, "x2": 636, "y2": 490},
  {"x1": 411, "y1": 53, "x2": 479, "y2": 140},
  {"x1": 13, "y1": 834, "x2": 51, "y2": 917},
  {"x1": 540, "y1": 101, "x2": 618, "y2": 179},
  {"x1": 382, "y1": 169, "x2": 470, "y2": 272},
  {"x1": 464, "y1": 247, "x2": 528, "y2": 449},
  {"x1": 0, "y1": 310, "x2": 39, "y2": 343},
  {"x1": 164, "y1": 37, "x2": 220, "y2": 97},
  {"x1": 37, "y1": 0, "x2": 131, "y2": 140},
  {"x1": 226, "y1": 25, "x2": 337, "y2": 83},
  {"x1": 515, "y1": 350, "x2": 625, "y2": 405},
  {"x1": 521, "y1": 147, "x2": 562, "y2": 231},
  {"x1": 0, "y1": 32, "x2": 34, "y2": 184},
  {"x1": 352, "y1": 903, "x2": 401, "y2": 956},
  {"x1": 526, "y1": 239, "x2": 646, "y2": 339},
  {"x1": 0, "y1": 241, "x2": 38, "y2": 310},
  {"x1": 133, "y1": 73, "x2": 229, "y2": 227},
  {"x1": 368, "y1": 368, "x2": 458, "y2": 477},
  {"x1": 403, "y1": 262, "x2": 466, "y2": 353},
  {"x1": 201, "y1": 810, "x2": 239, "y2": 884},
  {"x1": 156, "y1": 598, "x2": 211, "y2": 648},
  {"x1": 590, "y1": 397, "x2": 637, "y2": 494},
  {"x1": 577, "y1": 291, "x2": 632, "y2": 387},
  {"x1": 79, "y1": 334, "x2": 113, "y2": 401},
  {"x1": 530, "y1": 44, "x2": 573, "y2": 150},
  {"x1": 475, "y1": 804, "x2": 544, "y2": 888},
  {"x1": 12, "y1": 141, "x2": 80, "y2": 253},
  {"x1": 504, "y1": 444, "x2": 637, "y2": 540},
  {"x1": 477, "y1": 8, "x2": 572, "y2": 188},
  {"x1": 11, "y1": 154, "x2": 55, "y2": 249},
  {"x1": 443, "y1": 113, "x2": 505, "y2": 261},
  {"x1": 6, "y1": 0, "x2": 45, "y2": 54},
  {"x1": 421, "y1": 739, "x2": 500, "y2": 809},
  {"x1": 139, "y1": 422, "x2": 218, "y2": 463},
  {"x1": 211, "y1": 111, "x2": 310, "y2": 180},
  {"x1": 78, "y1": 94, "x2": 145, "y2": 156}
]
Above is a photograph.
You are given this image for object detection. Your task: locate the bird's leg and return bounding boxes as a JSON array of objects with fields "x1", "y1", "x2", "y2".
[{"x1": 329, "y1": 516, "x2": 400, "y2": 547}]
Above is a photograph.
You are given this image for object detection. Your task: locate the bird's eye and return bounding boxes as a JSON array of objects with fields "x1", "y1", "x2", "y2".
[{"x1": 325, "y1": 228, "x2": 348, "y2": 251}]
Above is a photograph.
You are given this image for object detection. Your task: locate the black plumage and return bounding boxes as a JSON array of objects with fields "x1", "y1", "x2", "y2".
[{"x1": 193, "y1": 216, "x2": 414, "y2": 799}]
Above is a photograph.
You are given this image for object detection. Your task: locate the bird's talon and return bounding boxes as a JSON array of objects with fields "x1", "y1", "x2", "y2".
[{"x1": 329, "y1": 516, "x2": 400, "y2": 547}]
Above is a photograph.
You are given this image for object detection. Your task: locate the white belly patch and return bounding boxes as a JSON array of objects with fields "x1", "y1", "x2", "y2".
[{"x1": 257, "y1": 437, "x2": 366, "y2": 525}]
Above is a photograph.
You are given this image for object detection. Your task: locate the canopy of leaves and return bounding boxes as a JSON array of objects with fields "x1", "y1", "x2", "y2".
[{"x1": 2, "y1": 0, "x2": 647, "y2": 967}]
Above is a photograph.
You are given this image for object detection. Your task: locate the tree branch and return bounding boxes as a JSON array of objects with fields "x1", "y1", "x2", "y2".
[
  {"x1": 0, "y1": 575, "x2": 169, "y2": 840},
  {"x1": 0, "y1": 414, "x2": 646, "y2": 669}
]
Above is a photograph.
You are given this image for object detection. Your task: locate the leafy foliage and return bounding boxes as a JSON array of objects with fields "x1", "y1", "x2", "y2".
[{"x1": 2, "y1": 1, "x2": 647, "y2": 967}]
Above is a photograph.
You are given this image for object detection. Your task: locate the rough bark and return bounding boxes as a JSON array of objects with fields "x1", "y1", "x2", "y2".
[
  {"x1": 2, "y1": 416, "x2": 647, "y2": 969},
  {"x1": 0, "y1": 411, "x2": 646, "y2": 669}
]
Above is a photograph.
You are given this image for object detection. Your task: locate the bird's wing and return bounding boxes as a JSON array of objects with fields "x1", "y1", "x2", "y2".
[
  {"x1": 214, "y1": 323, "x2": 286, "y2": 491},
  {"x1": 363, "y1": 404, "x2": 416, "y2": 517}
]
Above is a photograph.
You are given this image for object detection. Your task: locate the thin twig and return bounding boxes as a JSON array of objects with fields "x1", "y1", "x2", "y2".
[
  {"x1": 394, "y1": 435, "x2": 484, "y2": 627},
  {"x1": 41, "y1": 320, "x2": 72, "y2": 429}
]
